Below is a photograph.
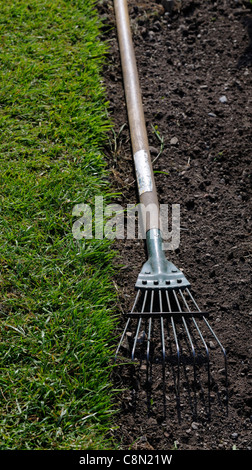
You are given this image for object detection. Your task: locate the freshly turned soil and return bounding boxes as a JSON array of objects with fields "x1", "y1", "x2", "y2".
[{"x1": 99, "y1": 0, "x2": 252, "y2": 450}]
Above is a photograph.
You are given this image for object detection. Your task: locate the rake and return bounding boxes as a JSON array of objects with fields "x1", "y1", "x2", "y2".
[{"x1": 113, "y1": 0, "x2": 227, "y2": 391}]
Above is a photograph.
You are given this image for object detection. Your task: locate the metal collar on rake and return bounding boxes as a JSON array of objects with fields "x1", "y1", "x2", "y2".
[{"x1": 135, "y1": 229, "x2": 190, "y2": 290}]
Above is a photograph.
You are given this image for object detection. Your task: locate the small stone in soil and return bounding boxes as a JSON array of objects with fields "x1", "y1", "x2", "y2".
[
  {"x1": 219, "y1": 95, "x2": 228, "y2": 103},
  {"x1": 170, "y1": 136, "x2": 179, "y2": 145}
]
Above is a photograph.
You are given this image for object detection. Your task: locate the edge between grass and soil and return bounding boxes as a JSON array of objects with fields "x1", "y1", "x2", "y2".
[{"x1": 0, "y1": 0, "x2": 120, "y2": 450}]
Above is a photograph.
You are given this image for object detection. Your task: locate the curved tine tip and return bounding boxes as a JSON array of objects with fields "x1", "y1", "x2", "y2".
[{"x1": 206, "y1": 345, "x2": 210, "y2": 360}]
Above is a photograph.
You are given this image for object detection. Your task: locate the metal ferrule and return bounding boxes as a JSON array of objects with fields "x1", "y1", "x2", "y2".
[{"x1": 135, "y1": 228, "x2": 191, "y2": 290}]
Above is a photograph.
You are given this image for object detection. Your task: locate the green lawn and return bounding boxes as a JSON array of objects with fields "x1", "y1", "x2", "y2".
[{"x1": 0, "y1": 0, "x2": 119, "y2": 449}]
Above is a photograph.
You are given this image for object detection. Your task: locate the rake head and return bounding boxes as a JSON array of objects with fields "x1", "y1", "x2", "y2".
[
  {"x1": 116, "y1": 287, "x2": 226, "y2": 365},
  {"x1": 115, "y1": 230, "x2": 227, "y2": 403},
  {"x1": 115, "y1": 286, "x2": 228, "y2": 418}
]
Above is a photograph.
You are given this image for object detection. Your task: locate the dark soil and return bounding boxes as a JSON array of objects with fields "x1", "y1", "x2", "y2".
[{"x1": 99, "y1": 0, "x2": 252, "y2": 451}]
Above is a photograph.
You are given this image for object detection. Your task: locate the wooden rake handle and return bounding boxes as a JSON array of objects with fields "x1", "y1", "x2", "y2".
[{"x1": 114, "y1": 0, "x2": 160, "y2": 232}]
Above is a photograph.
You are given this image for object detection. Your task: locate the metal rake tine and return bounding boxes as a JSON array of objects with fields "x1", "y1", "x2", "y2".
[
  {"x1": 147, "y1": 290, "x2": 154, "y2": 363},
  {"x1": 166, "y1": 290, "x2": 180, "y2": 362},
  {"x1": 132, "y1": 288, "x2": 141, "y2": 311},
  {"x1": 166, "y1": 290, "x2": 180, "y2": 395},
  {"x1": 186, "y1": 288, "x2": 227, "y2": 361},
  {"x1": 203, "y1": 316, "x2": 227, "y2": 359},
  {"x1": 179, "y1": 289, "x2": 209, "y2": 360},
  {"x1": 176, "y1": 290, "x2": 199, "y2": 409},
  {"x1": 161, "y1": 317, "x2": 165, "y2": 362},
  {"x1": 159, "y1": 290, "x2": 165, "y2": 362},
  {"x1": 202, "y1": 314, "x2": 228, "y2": 389},
  {"x1": 173, "y1": 290, "x2": 196, "y2": 363},
  {"x1": 115, "y1": 289, "x2": 141, "y2": 360},
  {"x1": 131, "y1": 317, "x2": 142, "y2": 361},
  {"x1": 179, "y1": 289, "x2": 210, "y2": 393},
  {"x1": 131, "y1": 289, "x2": 148, "y2": 360},
  {"x1": 171, "y1": 316, "x2": 180, "y2": 363},
  {"x1": 115, "y1": 317, "x2": 131, "y2": 361}
]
